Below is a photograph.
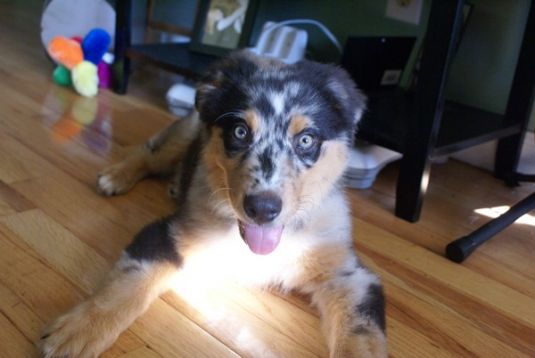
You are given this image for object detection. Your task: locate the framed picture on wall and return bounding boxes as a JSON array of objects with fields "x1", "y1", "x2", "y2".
[{"x1": 190, "y1": 0, "x2": 259, "y2": 56}]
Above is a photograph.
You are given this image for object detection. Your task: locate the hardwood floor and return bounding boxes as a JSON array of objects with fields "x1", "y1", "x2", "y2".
[{"x1": 1, "y1": 1, "x2": 534, "y2": 357}]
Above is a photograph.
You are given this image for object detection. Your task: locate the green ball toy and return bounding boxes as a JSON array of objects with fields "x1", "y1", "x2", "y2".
[{"x1": 52, "y1": 65, "x2": 71, "y2": 87}]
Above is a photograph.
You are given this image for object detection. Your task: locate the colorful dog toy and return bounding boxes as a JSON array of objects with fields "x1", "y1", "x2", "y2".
[{"x1": 47, "y1": 28, "x2": 111, "y2": 97}]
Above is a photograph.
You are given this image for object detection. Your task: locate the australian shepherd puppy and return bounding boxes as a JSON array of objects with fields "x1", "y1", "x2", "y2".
[{"x1": 40, "y1": 51, "x2": 387, "y2": 358}]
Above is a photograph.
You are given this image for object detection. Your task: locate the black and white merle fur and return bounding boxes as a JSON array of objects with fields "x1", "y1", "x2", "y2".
[{"x1": 40, "y1": 51, "x2": 387, "y2": 358}]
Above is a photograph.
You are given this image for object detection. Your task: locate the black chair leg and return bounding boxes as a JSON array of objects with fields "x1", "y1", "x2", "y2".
[
  {"x1": 446, "y1": 192, "x2": 535, "y2": 263},
  {"x1": 113, "y1": 0, "x2": 132, "y2": 95}
]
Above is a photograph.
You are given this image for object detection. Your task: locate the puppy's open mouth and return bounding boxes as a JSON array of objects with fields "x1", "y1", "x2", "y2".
[{"x1": 238, "y1": 220, "x2": 283, "y2": 255}]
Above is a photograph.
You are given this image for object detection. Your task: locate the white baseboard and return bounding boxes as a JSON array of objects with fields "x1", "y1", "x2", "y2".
[{"x1": 451, "y1": 132, "x2": 535, "y2": 173}]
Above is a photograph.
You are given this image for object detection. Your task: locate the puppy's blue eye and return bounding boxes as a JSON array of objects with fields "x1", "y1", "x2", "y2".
[
  {"x1": 297, "y1": 133, "x2": 316, "y2": 150},
  {"x1": 233, "y1": 124, "x2": 248, "y2": 140}
]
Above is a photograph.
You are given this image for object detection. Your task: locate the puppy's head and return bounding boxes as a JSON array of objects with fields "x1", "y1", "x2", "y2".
[{"x1": 197, "y1": 51, "x2": 366, "y2": 255}]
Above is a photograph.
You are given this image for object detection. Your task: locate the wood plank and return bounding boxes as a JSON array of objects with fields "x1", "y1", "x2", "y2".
[
  {"x1": 358, "y1": 252, "x2": 530, "y2": 357},
  {"x1": 163, "y1": 283, "x2": 325, "y2": 358},
  {"x1": 0, "y1": 209, "x2": 111, "y2": 293},
  {"x1": 0, "y1": 313, "x2": 36, "y2": 358},
  {"x1": 0, "y1": 180, "x2": 35, "y2": 216},
  {"x1": 0, "y1": 282, "x2": 43, "y2": 352},
  {"x1": 10, "y1": 173, "x2": 166, "y2": 262},
  {"x1": 386, "y1": 318, "x2": 452, "y2": 358},
  {"x1": 118, "y1": 346, "x2": 163, "y2": 358},
  {"x1": 354, "y1": 220, "x2": 535, "y2": 356},
  {"x1": 0, "y1": 226, "x2": 146, "y2": 356},
  {"x1": 0, "y1": 132, "x2": 49, "y2": 184},
  {"x1": 132, "y1": 299, "x2": 239, "y2": 358},
  {"x1": 0, "y1": 131, "x2": 169, "y2": 260},
  {"x1": 384, "y1": 274, "x2": 527, "y2": 357},
  {"x1": 0, "y1": 106, "x2": 173, "y2": 226},
  {"x1": 0, "y1": 229, "x2": 85, "y2": 322},
  {"x1": 100, "y1": 330, "x2": 147, "y2": 358}
]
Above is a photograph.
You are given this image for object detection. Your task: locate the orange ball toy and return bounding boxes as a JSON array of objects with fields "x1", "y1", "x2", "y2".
[{"x1": 48, "y1": 36, "x2": 84, "y2": 69}]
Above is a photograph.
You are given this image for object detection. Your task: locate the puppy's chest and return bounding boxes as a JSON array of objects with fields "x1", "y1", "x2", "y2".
[{"x1": 178, "y1": 227, "x2": 317, "y2": 289}]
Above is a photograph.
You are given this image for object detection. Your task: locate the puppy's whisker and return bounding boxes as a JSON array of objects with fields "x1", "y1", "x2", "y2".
[
  {"x1": 211, "y1": 198, "x2": 230, "y2": 215},
  {"x1": 209, "y1": 187, "x2": 231, "y2": 200}
]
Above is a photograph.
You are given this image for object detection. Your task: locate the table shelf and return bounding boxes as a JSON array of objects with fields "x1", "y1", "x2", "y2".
[{"x1": 357, "y1": 93, "x2": 522, "y2": 158}]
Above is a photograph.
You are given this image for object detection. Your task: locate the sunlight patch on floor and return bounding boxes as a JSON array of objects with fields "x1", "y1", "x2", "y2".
[{"x1": 475, "y1": 205, "x2": 535, "y2": 227}]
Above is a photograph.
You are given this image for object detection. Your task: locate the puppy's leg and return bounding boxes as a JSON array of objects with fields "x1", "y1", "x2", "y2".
[
  {"x1": 309, "y1": 260, "x2": 387, "y2": 358},
  {"x1": 40, "y1": 218, "x2": 181, "y2": 358},
  {"x1": 97, "y1": 114, "x2": 200, "y2": 196}
]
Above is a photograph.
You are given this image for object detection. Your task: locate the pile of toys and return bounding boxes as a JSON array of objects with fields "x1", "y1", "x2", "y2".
[{"x1": 47, "y1": 28, "x2": 111, "y2": 97}]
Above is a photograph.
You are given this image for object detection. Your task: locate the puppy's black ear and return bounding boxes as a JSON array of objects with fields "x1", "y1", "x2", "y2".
[
  {"x1": 327, "y1": 66, "x2": 367, "y2": 126},
  {"x1": 194, "y1": 65, "x2": 224, "y2": 117},
  {"x1": 325, "y1": 66, "x2": 367, "y2": 127},
  {"x1": 294, "y1": 60, "x2": 366, "y2": 136},
  {"x1": 195, "y1": 50, "x2": 258, "y2": 123}
]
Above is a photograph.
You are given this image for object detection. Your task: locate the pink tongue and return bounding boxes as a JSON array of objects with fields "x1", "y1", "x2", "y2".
[{"x1": 241, "y1": 223, "x2": 283, "y2": 255}]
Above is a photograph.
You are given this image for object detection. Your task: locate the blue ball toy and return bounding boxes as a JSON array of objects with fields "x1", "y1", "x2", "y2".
[{"x1": 82, "y1": 28, "x2": 111, "y2": 65}]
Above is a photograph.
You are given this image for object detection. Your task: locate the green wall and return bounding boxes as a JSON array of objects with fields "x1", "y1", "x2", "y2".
[{"x1": 445, "y1": 0, "x2": 533, "y2": 130}]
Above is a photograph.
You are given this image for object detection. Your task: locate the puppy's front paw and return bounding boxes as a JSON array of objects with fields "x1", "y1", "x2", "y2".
[
  {"x1": 40, "y1": 303, "x2": 118, "y2": 358},
  {"x1": 96, "y1": 164, "x2": 137, "y2": 196}
]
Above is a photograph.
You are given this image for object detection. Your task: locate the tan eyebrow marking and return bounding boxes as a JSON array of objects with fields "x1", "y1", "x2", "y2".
[
  {"x1": 289, "y1": 114, "x2": 313, "y2": 136},
  {"x1": 243, "y1": 109, "x2": 260, "y2": 134}
]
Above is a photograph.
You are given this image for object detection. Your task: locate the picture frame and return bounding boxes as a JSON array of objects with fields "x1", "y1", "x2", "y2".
[{"x1": 190, "y1": 0, "x2": 259, "y2": 57}]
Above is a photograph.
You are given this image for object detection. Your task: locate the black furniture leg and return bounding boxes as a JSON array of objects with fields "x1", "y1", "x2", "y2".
[
  {"x1": 446, "y1": 192, "x2": 535, "y2": 263},
  {"x1": 494, "y1": 1, "x2": 535, "y2": 186},
  {"x1": 395, "y1": 0, "x2": 465, "y2": 222},
  {"x1": 495, "y1": 134, "x2": 527, "y2": 187},
  {"x1": 113, "y1": 0, "x2": 132, "y2": 94}
]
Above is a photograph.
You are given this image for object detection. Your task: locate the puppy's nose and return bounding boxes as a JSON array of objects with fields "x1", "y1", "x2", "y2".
[{"x1": 243, "y1": 191, "x2": 282, "y2": 224}]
